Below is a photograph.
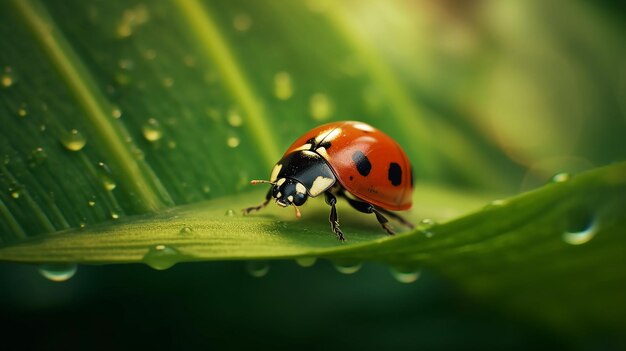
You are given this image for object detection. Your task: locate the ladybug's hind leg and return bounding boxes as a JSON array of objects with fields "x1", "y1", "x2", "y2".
[
  {"x1": 324, "y1": 192, "x2": 345, "y2": 241},
  {"x1": 336, "y1": 192, "x2": 395, "y2": 236},
  {"x1": 374, "y1": 207, "x2": 414, "y2": 229},
  {"x1": 243, "y1": 188, "x2": 272, "y2": 215}
]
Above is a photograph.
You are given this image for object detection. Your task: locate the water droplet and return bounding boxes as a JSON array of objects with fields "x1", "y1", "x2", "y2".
[
  {"x1": 10, "y1": 189, "x2": 20, "y2": 199},
  {"x1": 142, "y1": 118, "x2": 163, "y2": 141},
  {"x1": 97, "y1": 162, "x2": 117, "y2": 191},
  {"x1": 179, "y1": 226, "x2": 193, "y2": 235},
  {"x1": 245, "y1": 261, "x2": 269, "y2": 277},
  {"x1": 38, "y1": 264, "x2": 78, "y2": 282},
  {"x1": 111, "y1": 106, "x2": 122, "y2": 119},
  {"x1": 202, "y1": 185, "x2": 211, "y2": 194},
  {"x1": 225, "y1": 209, "x2": 235, "y2": 217},
  {"x1": 563, "y1": 208, "x2": 596, "y2": 245},
  {"x1": 274, "y1": 71, "x2": 293, "y2": 100},
  {"x1": 227, "y1": 109, "x2": 243, "y2": 127},
  {"x1": 333, "y1": 260, "x2": 362, "y2": 274},
  {"x1": 295, "y1": 257, "x2": 317, "y2": 267},
  {"x1": 227, "y1": 136, "x2": 240, "y2": 148},
  {"x1": 143, "y1": 244, "x2": 181, "y2": 270},
  {"x1": 418, "y1": 218, "x2": 436, "y2": 238},
  {"x1": 2, "y1": 66, "x2": 15, "y2": 88},
  {"x1": 166, "y1": 140, "x2": 177, "y2": 149},
  {"x1": 551, "y1": 172, "x2": 571, "y2": 183},
  {"x1": 484, "y1": 199, "x2": 508, "y2": 209},
  {"x1": 61, "y1": 129, "x2": 87, "y2": 151},
  {"x1": 162, "y1": 77, "x2": 174, "y2": 88},
  {"x1": 28, "y1": 147, "x2": 47, "y2": 167},
  {"x1": 390, "y1": 266, "x2": 421, "y2": 284},
  {"x1": 88, "y1": 200, "x2": 96, "y2": 207},
  {"x1": 310, "y1": 93, "x2": 333, "y2": 121},
  {"x1": 17, "y1": 103, "x2": 27, "y2": 117},
  {"x1": 79, "y1": 222, "x2": 86, "y2": 228},
  {"x1": 110, "y1": 212, "x2": 120, "y2": 219},
  {"x1": 233, "y1": 13, "x2": 252, "y2": 32}
]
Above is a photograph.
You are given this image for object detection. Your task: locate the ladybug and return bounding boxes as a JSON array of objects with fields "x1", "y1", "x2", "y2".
[{"x1": 243, "y1": 121, "x2": 414, "y2": 241}]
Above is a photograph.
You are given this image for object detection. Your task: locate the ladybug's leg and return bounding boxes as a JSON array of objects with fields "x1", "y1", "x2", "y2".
[
  {"x1": 337, "y1": 193, "x2": 395, "y2": 235},
  {"x1": 324, "y1": 191, "x2": 345, "y2": 241},
  {"x1": 374, "y1": 207, "x2": 414, "y2": 229},
  {"x1": 242, "y1": 188, "x2": 272, "y2": 215}
]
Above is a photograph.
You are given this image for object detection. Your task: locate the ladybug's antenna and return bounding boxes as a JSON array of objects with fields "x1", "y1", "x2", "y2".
[
  {"x1": 292, "y1": 204, "x2": 301, "y2": 219},
  {"x1": 250, "y1": 180, "x2": 274, "y2": 185}
]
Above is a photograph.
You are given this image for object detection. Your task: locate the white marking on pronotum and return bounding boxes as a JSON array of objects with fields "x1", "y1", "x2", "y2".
[
  {"x1": 316, "y1": 146, "x2": 329, "y2": 159},
  {"x1": 315, "y1": 128, "x2": 342, "y2": 144},
  {"x1": 293, "y1": 143, "x2": 312, "y2": 152},
  {"x1": 295, "y1": 183, "x2": 306, "y2": 194},
  {"x1": 287, "y1": 195, "x2": 294, "y2": 202},
  {"x1": 276, "y1": 178, "x2": 286, "y2": 186},
  {"x1": 276, "y1": 192, "x2": 282, "y2": 198},
  {"x1": 309, "y1": 176, "x2": 335, "y2": 196},
  {"x1": 270, "y1": 164, "x2": 282, "y2": 182},
  {"x1": 353, "y1": 123, "x2": 375, "y2": 132}
]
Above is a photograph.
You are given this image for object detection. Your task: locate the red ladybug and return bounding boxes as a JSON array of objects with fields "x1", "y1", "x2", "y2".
[{"x1": 243, "y1": 121, "x2": 414, "y2": 241}]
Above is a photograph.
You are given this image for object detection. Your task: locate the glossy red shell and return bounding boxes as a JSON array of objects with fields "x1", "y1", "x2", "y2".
[{"x1": 283, "y1": 121, "x2": 413, "y2": 210}]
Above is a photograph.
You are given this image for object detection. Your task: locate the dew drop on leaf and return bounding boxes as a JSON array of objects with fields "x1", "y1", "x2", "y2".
[
  {"x1": 97, "y1": 162, "x2": 117, "y2": 191},
  {"x1": 28, "y1": 147, "x2": 47, "y2": 167},
  {"x1": 274, "y1": 71, "x2": 293, "y2": 100},
  {"x1": 245, "y1": 261, "x2": 269, "y2": 278},
  {"x1": 61, "y1": 129, "x2": 87, "y2": 151},
  {"x1": 38, "y1": 264, "x2": 78, "y2": 282},
  {"x1": 2, "y1": 66, "x2": 15, "y2": 88},
  {"x1": 225, "y1": 209, "x2": 235, "y2": 217},
  {"x1": 227, "y1": 136, "x2": 240, "y2": 148},
  {"x1": 551, "y1": 172, "x2": 571, "y2": 183},
  {"x1": 143, "y1": 244, "x2": 181, "y2": 270},
  {"x1": 110, "y1": 211, "x2": 120, "y2": 219},
  {"x1": 179, "y1": 226, "x2": 193, "y2": 235},
  {"x1": 333, "y1": 260, "x2": 362, "y2": 274},
  {"x1": 227, "y1": 109, "x2": 243, "y2": 127},
  {"x1": 390, "y1": 266, "x2": 421, "y2": 284},
  {"x1": 142, "y1": 118, "x2": 163, "y2": 141},
  {"x1": 563, "y1": 208, "x2": 596, "y2": 245},
  {"x1": 419, "y1": 218, "x2": 437, "y2": 238},
  {"x1": 17, "y1": 103, "x2": 27, "y2": 117},
  {"x1": 111, "y1": 105, "x2": 122, "y2": 119},
  {"x1": 295, "y1": 257, "x2": 317, "y2": 268}
]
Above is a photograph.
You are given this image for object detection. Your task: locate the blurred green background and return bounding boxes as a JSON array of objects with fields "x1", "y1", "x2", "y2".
[{"x1": 1, "y1": 0, "x2": 624, "y2": 349}]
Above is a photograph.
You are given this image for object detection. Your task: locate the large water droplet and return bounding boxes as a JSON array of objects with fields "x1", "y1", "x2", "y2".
[
  {"x1": 142, "y1": 118, "x2": 163, "y2": 141},
  {"x1": 61, "y1": 129, "x2": 87, "y2": 151},
  {"x1": 563, "y1": 209, "x2": 597, "y2": 245},
  {"x1": 233, "y1": 13, "x2": 252, "y2": 32},
  {"x1": 390, "y1": 266, "x2": 421, "y2": 284},
  {"x1": 274, "y1": 71, "x2": 293, "y2": 100},
  {"x1": 551, "y1": 172, "x2": 571, "y2": 183},
  {"x1": 38, "y1": 264, "x2": 78, "y2": 282},
  {"x1": 97, "y1": 162, "x2": 117, "y2": 191},
  {"x1": 333, "y1": 260, "x2": 362, "y2": 274},
  {"x1": 310, "y1": 93, "x2": 333, "y2": 121},
  {"x1": 295, "y1": 257, "x2": 317, "y2": 268},
  {"x1": 143, "y1": 244, "x2": 181, "y2": 270},
  {"x1": 245, "y1": 261, "x2": 269, "y2": 277}
]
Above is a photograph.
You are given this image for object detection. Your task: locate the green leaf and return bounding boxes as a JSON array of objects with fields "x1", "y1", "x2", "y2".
[{"x1": 1, "y1": 0, "x2": 625, "y2": 341}]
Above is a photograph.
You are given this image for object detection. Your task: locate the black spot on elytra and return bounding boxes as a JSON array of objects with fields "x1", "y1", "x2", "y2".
[
  {"x1": 349, "y1": 176, "x2": 354, "y2": 181},
  {"x1": 388, "y1": 162, "x2": 402, "y2": 186},
  {"x1": 351, "y1": 151, "x2": 371, "y2": 176}
]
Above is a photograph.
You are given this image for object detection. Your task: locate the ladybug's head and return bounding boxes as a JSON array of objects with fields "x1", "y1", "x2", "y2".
[{"x1": 273, "y1": 178, "x2": 308, "y2": 208}]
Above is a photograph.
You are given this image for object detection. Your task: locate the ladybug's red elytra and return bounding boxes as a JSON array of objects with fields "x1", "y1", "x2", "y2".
[{"x1": 243, "y1": 121, "x2": 414, "y2": 241}]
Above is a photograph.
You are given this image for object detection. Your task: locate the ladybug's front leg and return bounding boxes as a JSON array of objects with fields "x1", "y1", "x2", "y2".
[
  {"x1": 242, "y1": 188, "x2": 272, "y2": 215},
  {"x1": 324, "y1": 191, "x2": 345, "y2": 242}
]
